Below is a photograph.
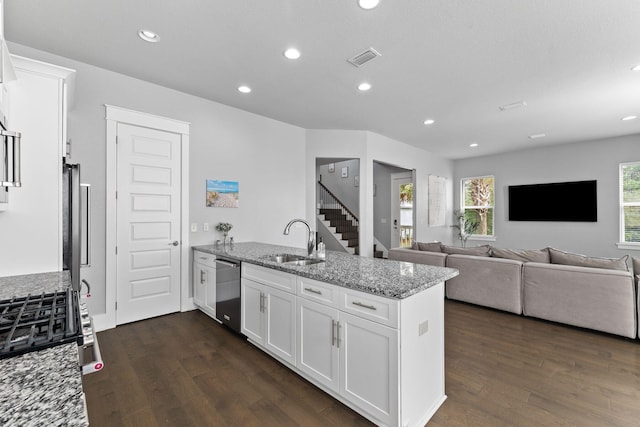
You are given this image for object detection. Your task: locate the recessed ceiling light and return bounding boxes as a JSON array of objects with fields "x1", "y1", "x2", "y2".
[
  {"x1": 528, "y1": 133, "x2": 546, "y2": 140},
  {"x1": 469, "y1": 143, "x2": 479, "y2": 148},
  {"x1": 423, "y1": 119, "x2": 435, "y2": 125},
  {"x1": 358, "y1": 82, "x2": 372, "y2": 91},
  {"x1": 238, "y1": 85, "x2": 252, "y2": 94},
  {"x1": 358, "y1": 0, "x2": 380, "y2": 10},
  {"x1": 621, "y1": 115, "x2": 637, "y2": 121},
  {"x1": 138, "y1": 29, "x2": 160, "y2": 43},
  {"x1": 283, "y1": 48, "x2": 301, "y2": 60},
  {"x1": 632, "y1": 65, "x2": 640, "y2": 71}
]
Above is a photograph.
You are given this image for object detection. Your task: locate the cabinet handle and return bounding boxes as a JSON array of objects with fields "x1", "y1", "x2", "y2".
[
  {"x1": 352, "y1": 301, "x2": 377, "y2": 311},
  {"x1": 304, "y1": 287, "x2": 322, "y2": 295},
  {"x1": 331, "y1": 320, "x2": 336, "y2": 346},
  {"x1": 200, "y1": 270, "x2": 206, "y2": 284},
  {"x1": 260, "y1": 292, "x2": 265, "y2": 313},
  {"x1": 199, "y1": 257, "x2": 208, "y2": 261},
  {"x1": 336, "y1": 321, "x2": 341, "y2": 349}
]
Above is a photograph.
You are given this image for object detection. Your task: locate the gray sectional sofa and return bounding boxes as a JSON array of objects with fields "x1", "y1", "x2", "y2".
[{"x1": 389, "y1": 244, "x2": 638, "y2": 339}]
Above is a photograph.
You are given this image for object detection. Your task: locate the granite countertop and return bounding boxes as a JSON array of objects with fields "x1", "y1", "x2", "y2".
[
  {"x1": 193, "y1": 242, "x2": 459, "y2": 299},
  {"x1": 0, "y1": 271, "x2": 88, "y2": 427},
  {"x1": 0, "y1": 271, "x2": 72, "y2": 299}
]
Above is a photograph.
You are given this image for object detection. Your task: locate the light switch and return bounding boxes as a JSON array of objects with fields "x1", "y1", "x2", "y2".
[
  {"x1": 191, "y1": 223, "x2": 198, "y2": 232},
  {"x1": 203, "y1": 222, "x2": 209, "y2": 231}
]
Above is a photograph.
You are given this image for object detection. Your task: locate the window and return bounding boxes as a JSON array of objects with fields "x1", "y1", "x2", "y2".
[
  {"x1": 461, "y1": 176, "x2": 495, "y2": 237},
  {"x1": 620, "y1": 162, "x2": 640, "y2": 244}
]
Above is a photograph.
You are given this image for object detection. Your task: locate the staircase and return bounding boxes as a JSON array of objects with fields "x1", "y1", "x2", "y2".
[
  {"x1": 317, "y1": 182, "x2": 359, "y2": 255},
  {"x1": 318, "y1": 208, "x2": 359, "y2": 255}
]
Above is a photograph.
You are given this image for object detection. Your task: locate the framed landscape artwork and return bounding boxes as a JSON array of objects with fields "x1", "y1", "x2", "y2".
[{"x1": 206, "y1": 180, "x2": 239, "y2": 208}]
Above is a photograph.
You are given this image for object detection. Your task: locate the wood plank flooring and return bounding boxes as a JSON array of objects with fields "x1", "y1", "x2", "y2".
[{"x1": 83, "y1": 301, "x2": 640, "y2": 426}]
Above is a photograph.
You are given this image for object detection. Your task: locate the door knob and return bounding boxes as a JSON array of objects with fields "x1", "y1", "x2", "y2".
[{"x1": 170, "y1": 241, "x2": 179, "y2": 246}]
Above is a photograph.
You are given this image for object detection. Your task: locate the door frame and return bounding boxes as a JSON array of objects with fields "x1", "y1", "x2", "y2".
[
  {"x1": 390, "y1": 171, "x2": 416, "y2": 248},
  {"x1": 99, "y1": 105, "x2": 191, "y2": 331}
]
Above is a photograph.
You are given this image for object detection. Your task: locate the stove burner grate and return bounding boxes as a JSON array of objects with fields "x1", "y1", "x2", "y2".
[{"x1": 0, "y1": 289, "x2": 82, "y2": 358}]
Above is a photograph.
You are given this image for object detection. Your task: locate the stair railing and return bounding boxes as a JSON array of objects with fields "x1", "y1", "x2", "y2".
[{"x1": 317, "y1": 181, "x2": 359, "y2": 228}]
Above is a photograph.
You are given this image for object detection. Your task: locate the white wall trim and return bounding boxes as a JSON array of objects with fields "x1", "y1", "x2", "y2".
[
  {"x1": 105, "y1": 104, "x2": 191, "y2": 134},
  {"x1": 104, "y1": 105, "x2": 190, "y2": 330},
  {"x1": 617, "y1": 242, "x2": 640, "y2": 251}
]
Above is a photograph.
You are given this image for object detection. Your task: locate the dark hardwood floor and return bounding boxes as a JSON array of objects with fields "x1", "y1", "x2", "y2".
[{"x1": 83, "y1": 301, "x2": 640, "y2": 426}]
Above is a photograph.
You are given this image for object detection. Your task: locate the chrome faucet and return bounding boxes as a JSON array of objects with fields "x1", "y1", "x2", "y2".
[{"x1": 283, "y1": 219, "x2": 315, "y2": 257}]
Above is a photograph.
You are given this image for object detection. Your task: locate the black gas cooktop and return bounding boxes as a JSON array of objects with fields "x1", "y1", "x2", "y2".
[{"x1": 0, "y1": 289, "x2": 83, "y2": 359}]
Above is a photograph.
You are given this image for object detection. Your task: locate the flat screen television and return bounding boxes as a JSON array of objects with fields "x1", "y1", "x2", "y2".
[{"x1": 508, "y1": 180, "x2": 597, "y2": 222}]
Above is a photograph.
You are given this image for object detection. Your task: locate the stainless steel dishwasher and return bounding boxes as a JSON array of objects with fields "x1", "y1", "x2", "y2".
[{"x1": 215, "y1": 257, "x2": 242, "y2": 333}]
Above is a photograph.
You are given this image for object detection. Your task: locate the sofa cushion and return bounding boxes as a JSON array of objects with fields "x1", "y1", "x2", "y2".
[
  {"x1": 491, "y1": 247, "x2": 550, "y2": 263},
  {"x1": 411, "y1": 241, "x2": 442, "y2": 252},
  {"x1": 523, "y1": 262, "x2": 636, "y2": 338},
  {"x1": 388, "y1": 247, "x2": 447, "y2": 267},
  {"x1": 548, "y1": 247, "x2": 629, "y2": 272},
  {"x1": 441, "y1": 244, "x2": 490, "y2": 256}
]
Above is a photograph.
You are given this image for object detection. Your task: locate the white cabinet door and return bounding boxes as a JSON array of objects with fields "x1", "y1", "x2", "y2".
[
  {"x1": 340, "y1": 312, "x2": 398, "y2": 425},
  {"x1": 241, "y1": 279, "x2": 265, "y2": 343},
  {"x1": 204, "y1": 264, "x2": 216, "y2": 317},
  {"x1": 193, "y1": 262, "x2": 206, "y2": 308},
  {"x1": 297, "y1": 298, "x2": 340, "y2": 392},
  {"x1": 264, "y1": 287, "x2": 296, "y2": 365},
  {"x1": 193, "y1": 251, "x2": 216, "y2": 319}
]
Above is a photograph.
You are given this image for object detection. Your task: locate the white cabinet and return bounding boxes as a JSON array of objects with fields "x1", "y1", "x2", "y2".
[
  {"x1": 339, "y1": 311, "x2": 398, "y2": 424},
  {"x1": 192, "y1": 250, "x2": 216, "y2": 319},
  {"x1": 240, "y1": 262, "x2": 445, "y2": 427},
  {"x1": 297, "y1": 297, "x2": 340, "y2": 391},
  {"x1": 296, "y1": 287, "x2": 398, "y2": 425},
  {"x1": 0, "y1": 56, "x2": 75, "y2": 275},
  {"x1": 241, "y1": 264, "x2": 296, "y2": 366}
]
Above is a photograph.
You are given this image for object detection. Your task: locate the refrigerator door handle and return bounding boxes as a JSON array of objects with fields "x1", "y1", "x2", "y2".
[{"x1": 81, "y1": 183, "x2": 91, "y2": 267}]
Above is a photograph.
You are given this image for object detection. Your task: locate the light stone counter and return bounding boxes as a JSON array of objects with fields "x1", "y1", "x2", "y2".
[
  {"x1": 193, "y1": 241, "x2": 459, "y2": 299},
  {"x1": 0, "y1": 271, "x2": 88, "y2": 427}
]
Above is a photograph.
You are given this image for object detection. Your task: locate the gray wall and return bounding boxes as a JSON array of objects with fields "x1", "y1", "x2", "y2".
[
  {"x1": 317, "y1": 158, "x2": 360, "y2": 217},
  {"x1": 454, "y1": 133, "x2": 640, "y2": 259}
]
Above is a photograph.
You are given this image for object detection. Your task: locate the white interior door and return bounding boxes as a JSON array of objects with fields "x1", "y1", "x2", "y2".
[{"x1": 116, "y1": 123, "x2": 181, "y2": 325}]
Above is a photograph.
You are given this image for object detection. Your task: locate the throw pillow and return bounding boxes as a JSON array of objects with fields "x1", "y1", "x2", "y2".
[
  {"x1": 440, "y1": 244, "x2": 491, "y2": 256},
  {"x1": 548, "y1": 247, "x2": 629, "y2": 272},
  {"x1": 632, "y1": 257, "x2": 640, "y2": 284},
  {"x1": 416, "y1": 241, "x2": 442, "y2": 252},
  {"x1": 491, "y1": 247, "x2": 550, "y2": 263}
]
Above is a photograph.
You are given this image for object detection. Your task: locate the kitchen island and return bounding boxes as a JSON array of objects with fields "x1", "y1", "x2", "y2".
[
  {"x1": 0, "y1": 272, "x2": 88, "y2": 427},
  {"x1": 193, "y1": 242, "x2": 458, "y2": 427},
  {"x1": 193, "y1": 241, "x2": 457, "y2": 299}
]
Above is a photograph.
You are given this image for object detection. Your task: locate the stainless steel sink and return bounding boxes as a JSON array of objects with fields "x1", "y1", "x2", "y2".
[{"x1": 264, "y1": 253, "x2": 325, "y2": 266}]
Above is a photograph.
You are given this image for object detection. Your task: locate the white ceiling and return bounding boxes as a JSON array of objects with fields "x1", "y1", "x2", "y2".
[{"x1": 5, "y1": 0, "x2": 640, "y2": 159}]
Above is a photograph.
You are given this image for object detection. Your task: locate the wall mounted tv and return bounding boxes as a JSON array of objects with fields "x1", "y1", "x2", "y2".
[{"x1": 508, "y1": 180, "x2": 597, "y2": 222}]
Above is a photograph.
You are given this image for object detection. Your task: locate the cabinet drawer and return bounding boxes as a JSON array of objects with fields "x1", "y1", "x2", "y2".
[
  {"x1": 297, "y1": 276, "x2": 341, "y2": 307},
  {"x1": 242, "y1": 263, "x2": 296, "y2": 294},
  {"x1": 193, "y1": 250, "x2": 216, "y2": 269},
  {"x1": 341, "y1": 290, "x2": 399, "y2": 328}
]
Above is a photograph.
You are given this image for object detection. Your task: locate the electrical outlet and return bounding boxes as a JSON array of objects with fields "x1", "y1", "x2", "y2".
[
  {"x1": 203, "y1": 222, "x2": 209, "y2": 231},
  {"x1": 418, "y1": 320, "x2": 429, "y2": 336},
  {"x1": 191, "y1": 223, "x2": 198, "y2": 232}
]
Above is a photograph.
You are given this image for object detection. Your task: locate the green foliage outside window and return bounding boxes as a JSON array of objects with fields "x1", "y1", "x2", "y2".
[{"x1": 461, "y1": 176, "x2": 495, "y2": 237}]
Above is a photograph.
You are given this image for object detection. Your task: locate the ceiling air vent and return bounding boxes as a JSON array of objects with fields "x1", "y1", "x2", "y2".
[{"x1": 347, "y1": 47, "x2": 382, "y2": 67}]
